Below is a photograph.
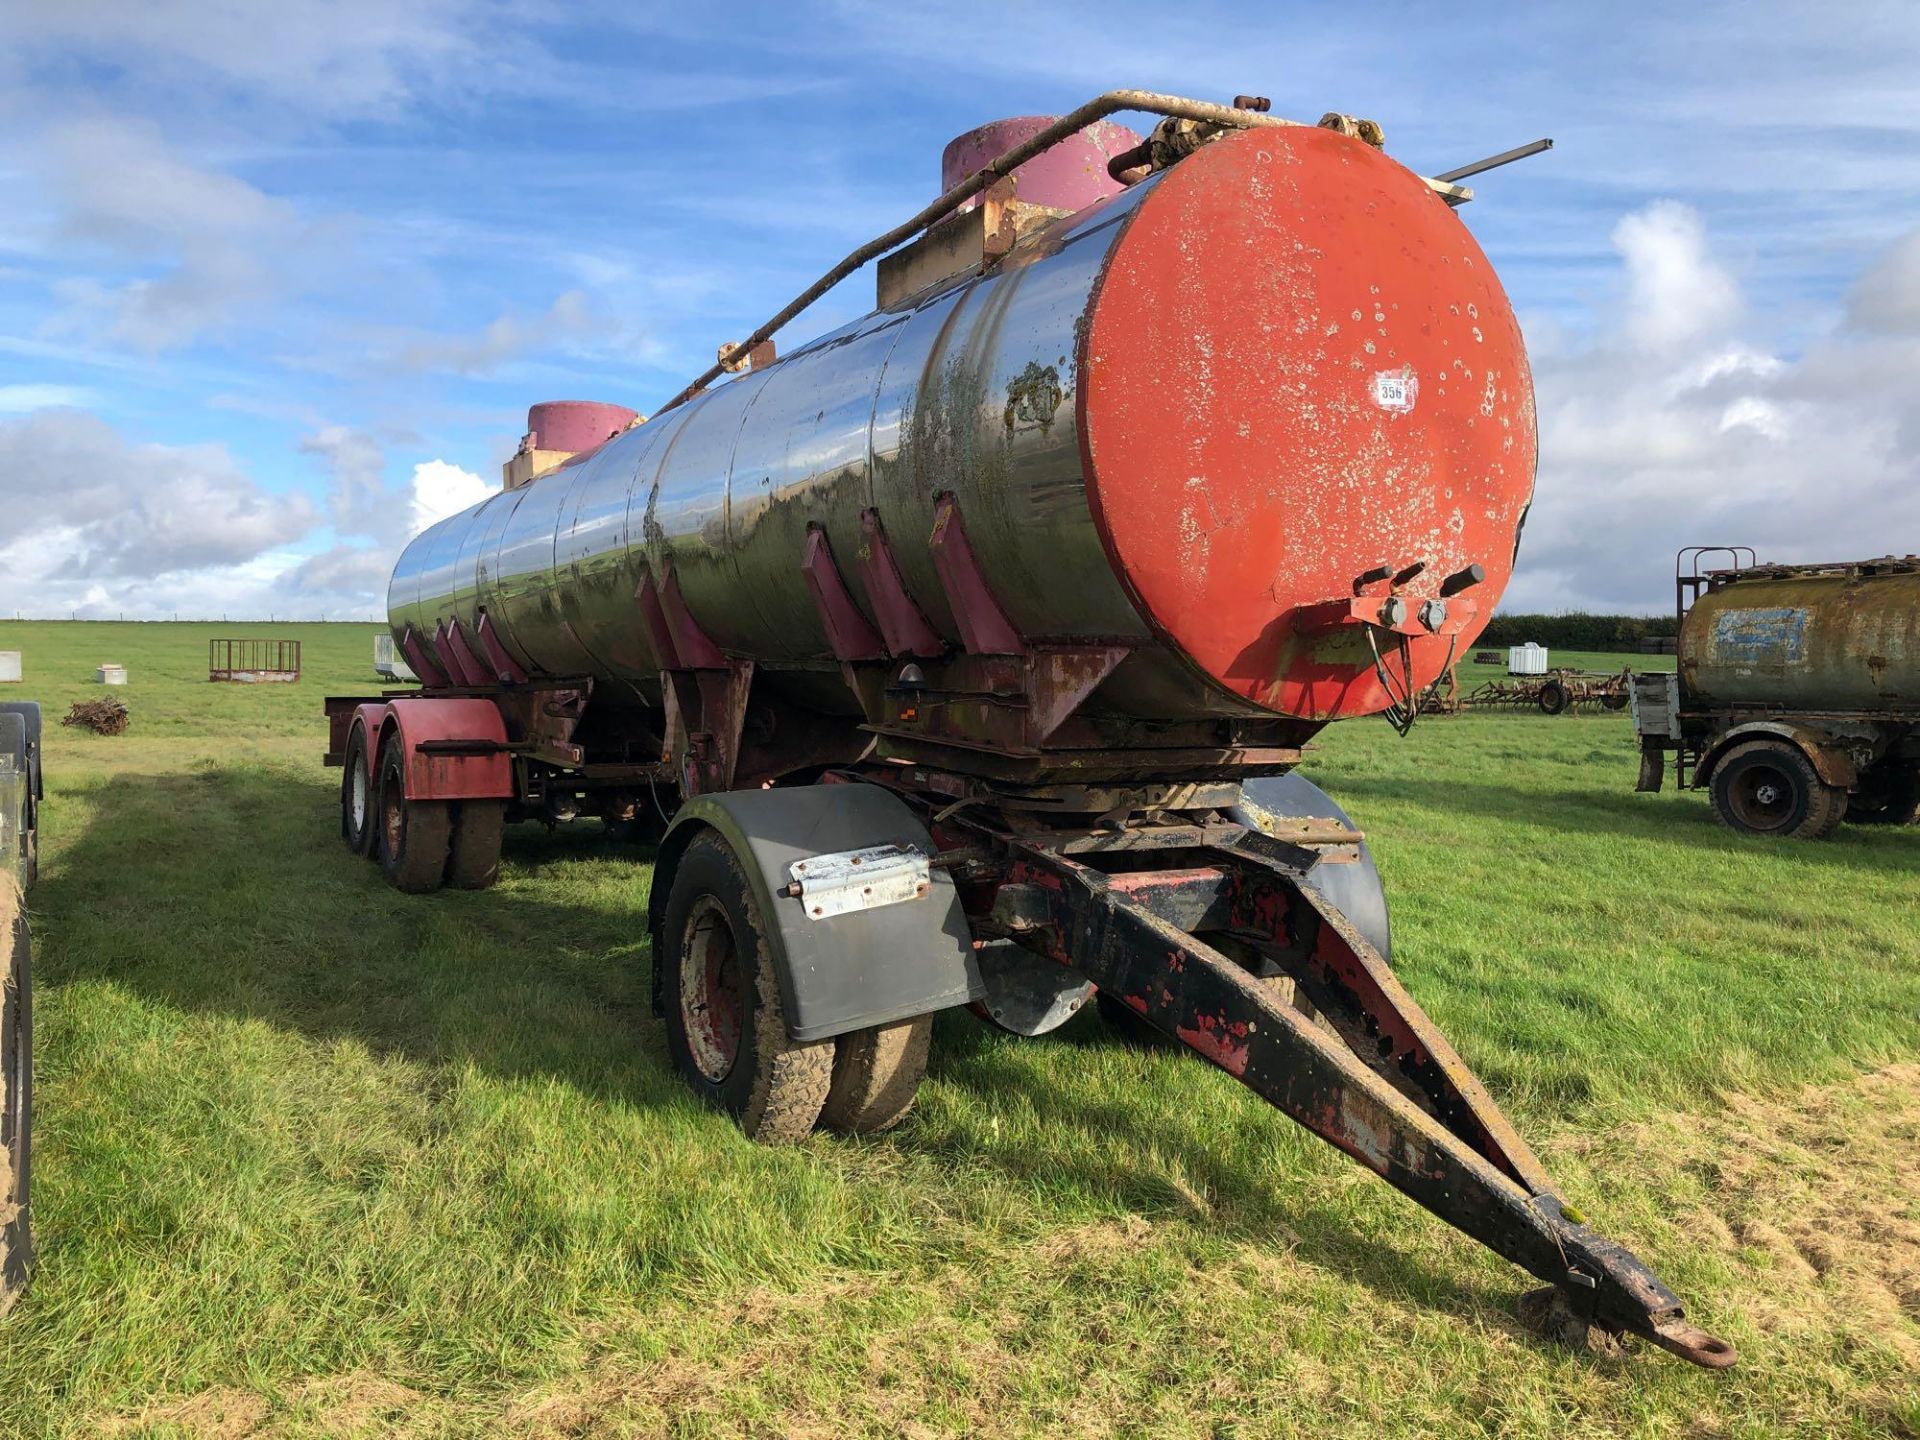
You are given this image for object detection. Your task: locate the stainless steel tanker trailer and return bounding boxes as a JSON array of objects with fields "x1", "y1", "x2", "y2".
[
  {"x1": 324, "y1": 92, "x2": 1735, "y2": 1367},
  {"x1": 1633, "y1": 547, "x2": 1920, "y2": 838}
]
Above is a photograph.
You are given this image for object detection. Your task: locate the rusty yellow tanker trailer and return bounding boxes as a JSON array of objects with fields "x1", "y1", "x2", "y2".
[
  {"x1": 1634, "y1": 549, "x2": 1920, "y2": 836},
  {"x1": 326, "y1": 93, "x2": 1740, "y2": 1367}
]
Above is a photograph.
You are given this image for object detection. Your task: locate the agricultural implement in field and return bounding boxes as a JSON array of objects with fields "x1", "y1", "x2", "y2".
[
  {"x1": 323, "y1": 94, "x2": 1735, "y2": 1366},
  {"x1": 1633, "y1": 546, "x2": 1920, "y2": 838},
  {"x1": 1461, "y1": 667, "x2": 1633, "y2": 715}
]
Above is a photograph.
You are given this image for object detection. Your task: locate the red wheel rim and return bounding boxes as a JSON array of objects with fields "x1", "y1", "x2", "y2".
[{"x1": 680, "y1": 896, "x2": 744, "y2": 1082}]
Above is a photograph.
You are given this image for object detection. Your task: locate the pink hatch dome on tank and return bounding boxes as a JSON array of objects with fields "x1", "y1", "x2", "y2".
[{"x1": 939, "y1": 115, "x2": 1144, "y2": 212}]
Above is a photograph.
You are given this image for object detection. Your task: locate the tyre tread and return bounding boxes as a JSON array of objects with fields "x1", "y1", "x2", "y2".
[
  {"x1": 820, "y1": 1016, "x2": 932, "y2": 1134},
  {"x1": 445, "y1": 801, "x2": 505, "y2": 890}
]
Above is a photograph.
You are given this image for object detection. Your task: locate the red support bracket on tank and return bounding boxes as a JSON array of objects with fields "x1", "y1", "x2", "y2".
[
  {"x1": 636, "y1": 563, "x2": 727, "y2": 670},
  {"x1": 437, "y1": 618, "x2": 492, "y2": 688},
  {"x1": 857, "y1": 510, "x2": 943, "y2": 658},
  {"x1": 800, "y1": 524, "x2": 887, "y2": 662},
  {"x1": 399, "y1": 624, "x2": 450, "y2": 689},
  {"x1": 928, "y1": 493, "x2": 1027, "y2": 656},
  {"x1": 474, "y1": 611, "x2": 528, "y2": 685},
  {"x1": 659, "y1": 660, "x2": 754, "y2": 796}
]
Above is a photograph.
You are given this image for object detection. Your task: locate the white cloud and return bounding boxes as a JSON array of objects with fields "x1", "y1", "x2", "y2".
[
  {"x1": 0, "y1": 408, "x2": 321, "y2": 616},
  {"x1": 0, "y1": 0, "x2": 498, "y2": 121},
  {"x1": 30, "y1": 116, "x2": 343, "y2": 350},
  {"x1": 1611, "y1": 202, "x2": 1741, "y2": 354},
  {"x1": 0, "y1": 384, "x2": 93, "y2": 413},
  {"x1": 1847, "y1": 228, "x2": 1920, "y2": 334},
  {"x1": 410, "y1": 459, "x2": 491, "y2": 535},
  {"x1": 382, "y1": 291, "x2": 601, "y2": 376},
  {"x1": 300, "y1": 425, "x2": 396, "y2": 541},
  {"x1": 1508, "y1": 210, "x2": 1920, "y2": 613}
]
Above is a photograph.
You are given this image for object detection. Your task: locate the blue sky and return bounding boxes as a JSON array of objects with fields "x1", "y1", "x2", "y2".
[{"x1": 1, "y1": 1, "x2": 1917, "y2": 619}]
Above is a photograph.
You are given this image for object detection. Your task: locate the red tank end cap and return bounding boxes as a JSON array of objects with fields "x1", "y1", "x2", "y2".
[
  {"x1": 941, "y1": 116, "x2": 1143, "y2": 213},
  {"x1": 1081, "y1": 125, "x2": 1538, "y2": 723},
  {"x1": 527, "y1": 400, "x2": 639, "y2": 454}
]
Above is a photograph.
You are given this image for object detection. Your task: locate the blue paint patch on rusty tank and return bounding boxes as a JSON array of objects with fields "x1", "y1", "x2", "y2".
[{"x1": 1709, "y1": 607, "x2": 1808, "y2": 664}]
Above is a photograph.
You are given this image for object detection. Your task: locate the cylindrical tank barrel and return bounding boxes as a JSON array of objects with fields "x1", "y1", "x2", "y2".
[
  {"x1": 390, "y1": 123, "x2": 1537, "y2": 727},
  {"x1": 1679, "y1": 565, "x2": 1920, "y2": 712}
]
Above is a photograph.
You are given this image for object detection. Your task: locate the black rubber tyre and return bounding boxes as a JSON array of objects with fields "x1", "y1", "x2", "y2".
[
  {"x1": 1708, "y1": 739, "x2": 1846, "y2": 840},
  {"x1": 1846, "y1": 765, "x2": 1920, "y2": 827},
  {"x1": 0, "y1": 714, "x2": 27, "y2": 889},
  {"x1": 1601, "y1": 691, "x2": 1629, "y2": 712},
  {"x1": 376, "y1": 744, "x2": 451, "y2": 892},
  {"x1": 445, "y1": 801, "x2": 505, "y2": 890},
  {"x1": 0, "y1": 871, "x2": 33, "y2": 1313},
  {"x1": 339, "y1": 726, "x2": 376, "y2": 857},
  {"x1": 819, "y1": 1016, "x2": 932, "y2": 1134},
  {"x1": 660, "y1": 833, "x2": 833, "y2": 1143},
  {"x1": 1537, "y1": 679, "x2": 1570, "y2": 716}
]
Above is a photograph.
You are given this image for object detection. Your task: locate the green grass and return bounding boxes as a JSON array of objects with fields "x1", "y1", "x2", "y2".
[{"x1": 0, "y1": 620, "x2": 1916, "y2": 1438}]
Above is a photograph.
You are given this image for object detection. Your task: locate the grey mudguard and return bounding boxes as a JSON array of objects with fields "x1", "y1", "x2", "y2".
[
  {"x1": 1231, "y1": 773, "x2": 1392, "y2": 963},
  {"x1": 651, "y1": 784, "x2": 977, "y2": 1042}
]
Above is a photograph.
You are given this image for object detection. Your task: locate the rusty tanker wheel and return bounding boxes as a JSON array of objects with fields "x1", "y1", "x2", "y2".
[
  {"x1": 819, "y1": 1016, "x2": 932, "y2": 1134},
  {"x1": 661, "y1": 833, "x2": 833, "y2": 1143},
  {"x1": 1709, "y1": 739, "x2": 1846, "y2": 840},
  {"x1": 376, "y1": 744, "x2": 451, "y2": 892}
]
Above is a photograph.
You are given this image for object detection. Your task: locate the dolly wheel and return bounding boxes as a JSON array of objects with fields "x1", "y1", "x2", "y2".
[
  {"x1": 661, "y1": 833, "x2": 833, "y2": 1143},
  {"x1": 0, "y1": 872, "x2": 33, "y2": 1312},
  {"x1": 1709, "y1": 739, "x2": 1846, "y2": 840},
  {"x1": 820, "y1": 1017, "x2": 932, "y2": 1134},
  {"x1": 445, "y1": 801, "x2": 505, "y2": 889},
  {"x1": 340, "y1": 727, "x2": 376, "y2": 857},
  {"x1": 376, "y1": 744, "x2": 451, "y2": 892}
]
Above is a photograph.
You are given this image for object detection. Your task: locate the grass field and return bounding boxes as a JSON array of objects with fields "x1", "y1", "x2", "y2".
[{"x1": 0, "y1": 620, "x2": 1915, "y2": 1438}]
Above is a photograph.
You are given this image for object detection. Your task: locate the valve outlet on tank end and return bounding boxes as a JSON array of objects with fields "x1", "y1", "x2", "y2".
[{"x1": 1353, "y1": 563, "x2": 1395, "y2": 595}]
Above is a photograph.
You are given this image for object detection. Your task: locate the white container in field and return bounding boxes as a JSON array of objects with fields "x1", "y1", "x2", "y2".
[
  {"x1": 0, "y1": 652, "x2": 19, "y2": 683},
  {"x1": 373, "y1": 634, "x2": 418, "y2": 682},
  {"x1": 1508, "y1": 642, "x2": 1548, "y2": 676},
  {"x1": 96, "y1": 664, "x2": 128, "y2": 685}
]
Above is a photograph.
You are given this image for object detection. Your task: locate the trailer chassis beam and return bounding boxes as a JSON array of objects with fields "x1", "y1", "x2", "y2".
[{"x1": 995, "y1": 832, "x2": 1736, "y2": 1368}]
